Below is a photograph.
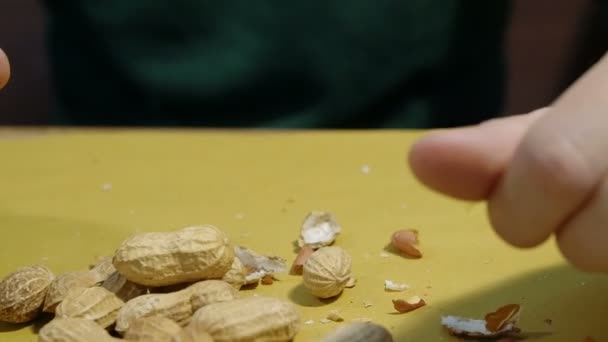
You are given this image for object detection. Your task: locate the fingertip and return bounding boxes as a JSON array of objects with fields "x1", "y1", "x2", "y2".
[
  {"x1": 408, "y1": 128, "x2": 496, "y2": 201},
  {"x1": 0, "y1": 48, "x2": 10, "y2": 89}
]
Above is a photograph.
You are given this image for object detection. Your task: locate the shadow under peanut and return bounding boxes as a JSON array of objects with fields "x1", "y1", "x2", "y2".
[
  {"x1": 288, "y1": 283, "x2": 341, "y2": 307},
  {"x1": 0, "y1": 312, "x2": 52, "y2": 334}
]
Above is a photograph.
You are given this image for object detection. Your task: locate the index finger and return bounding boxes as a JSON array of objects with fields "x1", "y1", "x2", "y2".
[{"x1": 0, "y1": 48, "x2": 10, "y2": 89}]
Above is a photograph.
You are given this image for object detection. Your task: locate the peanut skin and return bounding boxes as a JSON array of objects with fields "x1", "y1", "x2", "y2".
[{"x1": 391, "y1": 229, "x2": 422, "y2": 258}]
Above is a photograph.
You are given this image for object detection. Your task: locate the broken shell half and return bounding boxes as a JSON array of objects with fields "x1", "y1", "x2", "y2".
[
  {"x1": 298, "y1": 211, "x2": 342, "y2": 249},
  {"x1": 392, "y1": 296, "x2": 426, "y2": 313},
  {"x1": 234, "y1": 246, "x2": 287, "y2": 284},
  {"x1": 441, "y1": 304, "x2": 522, "y2": 339},
  {"x1": 441, "y1": 316, "x2": 518, "y2": 337}
]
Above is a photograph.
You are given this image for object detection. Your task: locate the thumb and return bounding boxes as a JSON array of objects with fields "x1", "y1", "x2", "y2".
[
  {"x1": 408, "y1": 108, "x2": 547, "y2": 201},
  {"x1": 0, "y1": 48, "x2": 10, "y2": 89}
]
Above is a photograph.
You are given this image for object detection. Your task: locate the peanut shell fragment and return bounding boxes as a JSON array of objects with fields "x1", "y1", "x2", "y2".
[
  {"x1": 299, "y1": 211, "x2": 341, "y2": 249},
  {"x1": 392, "y1": 296, "x2": 426, "y2": 313},
  {"x1": 485, "y1": 304, "x2": 521, "y2": 332}
]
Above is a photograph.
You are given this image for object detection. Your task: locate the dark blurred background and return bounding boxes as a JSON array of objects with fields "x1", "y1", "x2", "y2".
[{"x1": 0, "y1": 0, "x2": 606, "y2": 125}]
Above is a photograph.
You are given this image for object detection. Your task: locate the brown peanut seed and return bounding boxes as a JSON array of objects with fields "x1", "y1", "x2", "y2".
[
  {"x1": 391, "y1": 229, "x2": 422, "y2": 258},
  {"x1": 290, "y1": 246, "x2": 314, "y2": 275}
]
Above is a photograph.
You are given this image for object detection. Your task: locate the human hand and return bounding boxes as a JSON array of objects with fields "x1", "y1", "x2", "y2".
[
  {"x1": 409, "y1": 53, "x2": 608, "y2": 272},
  {"x1": 0, "y1": 48, "x2": 10, "y2": 89}
]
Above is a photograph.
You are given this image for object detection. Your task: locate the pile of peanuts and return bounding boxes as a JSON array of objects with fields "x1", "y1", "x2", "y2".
[{"x1": 0, "y1": 214, "x2": 416, "y2": 342}]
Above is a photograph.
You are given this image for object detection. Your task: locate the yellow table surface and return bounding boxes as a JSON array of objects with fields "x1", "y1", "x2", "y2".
[{"x1": 0, "y1": 128, "x2": 606, "y2": 341}]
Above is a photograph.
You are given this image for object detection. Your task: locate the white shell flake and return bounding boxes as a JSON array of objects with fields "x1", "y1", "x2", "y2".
[
  {"x1": 384, "y1": 280, "x2": 409, "y2": 292},
  {"x1": 298, "y1": 212, "x2": 342, "y2": 249},
  {"x1": 440, "y1": 316, "x2": 516, "y2": 337},
  {"x1": 234, "y1": 246, "x2": 287, "y2": 284}
]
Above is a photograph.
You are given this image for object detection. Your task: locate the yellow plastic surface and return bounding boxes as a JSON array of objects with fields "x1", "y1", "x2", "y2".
[{"x1": 0, "y1": 129, "x2": 607, "y2": 341}]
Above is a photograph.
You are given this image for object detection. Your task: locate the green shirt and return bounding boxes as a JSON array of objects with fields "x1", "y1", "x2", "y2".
[{"x1": 45, "y1": 1, "x2": 509, "y2": 128}]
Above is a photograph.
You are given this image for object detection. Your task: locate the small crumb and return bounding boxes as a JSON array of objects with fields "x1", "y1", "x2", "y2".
[
  {"x1": 384, "y1": 280, "x2": 409, "y2": 292},
  {"x1": 363, "y1": 300, "x2": 373, "y2": 308},
  {"x1": 319, "y1": 318, "x2": 332, "y2": 324},
  {"x1": 400, "y1": 203, "x2": 408, "y2": 209},
  {"x1": 345, "y1": 277, "x2": 357, "y2": 288},
  {"x1": 252, "y1": 294, "x2": 259, "y2": 297},
  {"x1": 261, "y1": 275, "x2": 274, "y2": 285},
  {"x1": 425, "y1": 285, "x2": 432, "y2": 289},
  {"x1": 360, "y1": 165, "x2": 371, "y2": 174},
  {"x1": 544, "y1": 319, "x2": 552, "y2": 326},
  {"x1": 351, "y1": 317, "x2": 372, "y2": 323},
  {"x1": 234, "y1": 213, "x2": 246, "y2": 220},
  {"x1": 380, "y1": 252, "x2": 390, "y2": 258},
  {"x1": 326, "y1": 310, "x2": 344, "y2": 322},
  {"x1": 40, "y1": 256, "x2": 49, "y2": 261},
  {"x1": 580, "y1": 282, "x2": 586, "y2": 286},
  {"x1": 304, "y1": 320, "x2": 314, "y2": 325},
  {"x1": 101, "y1": 182, "x2": 112, "y2": 191}
]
